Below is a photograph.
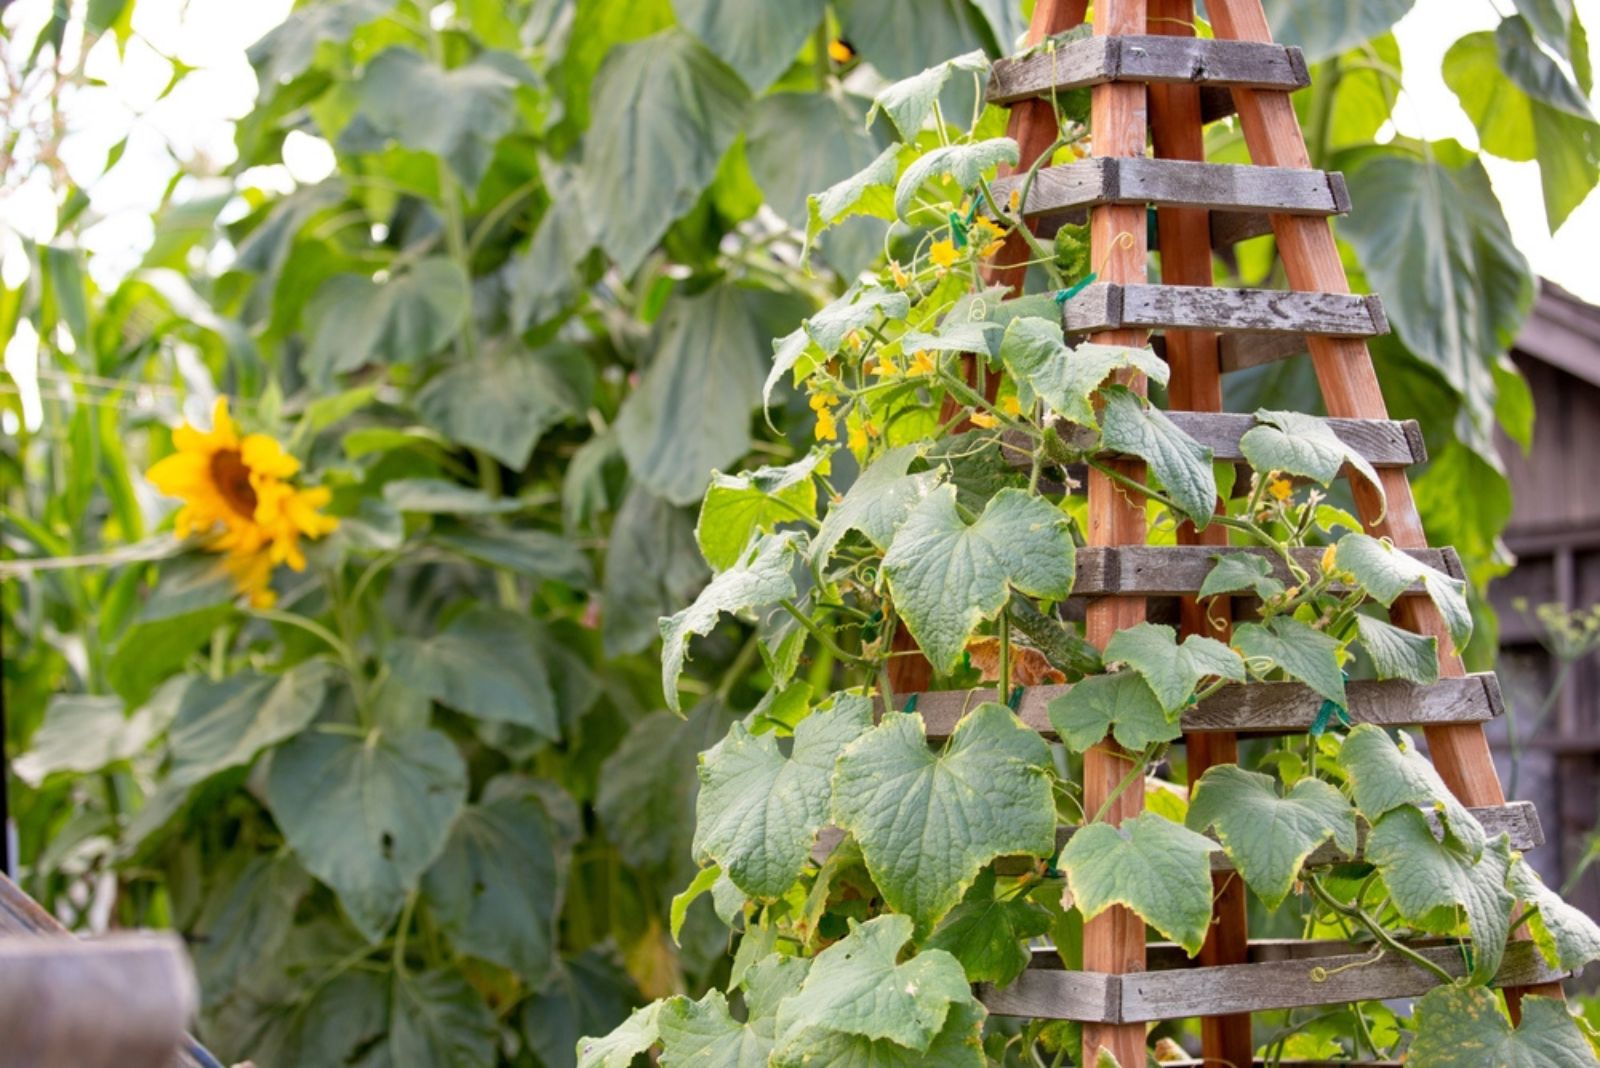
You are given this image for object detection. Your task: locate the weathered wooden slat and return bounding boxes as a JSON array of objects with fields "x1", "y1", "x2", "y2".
[
  {"x1": 1063, "y1": 283, "x2": 1389, "y2": 337},
  {"x1": 993, "y1": 158, "x2": 1349, "y2": 221},
  {"x1": 0, "y1": 934, "x2": 196, "y2": 1068},
  {"x1": 1071, "y1": 545, "x2": 1461, "y2": 596},
  {"x1": 812, "y1": 800, "x2": 1541, "y2": 873},
  {"x1": 988, "y1": 34, "x2": 1309, "y2": 104},
  {"x1": 984, "y1": 938, "x2": 1564, "y2": 1022},
  {"x1": 907, "y1": 673, "x2": 1503, "y2": 742}
]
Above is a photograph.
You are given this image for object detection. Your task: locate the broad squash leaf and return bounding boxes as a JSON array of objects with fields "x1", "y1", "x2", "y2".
[
  {"x1": 811, "y1": 445, "x2": 941, "y2": 567},
  {"x1": 167, "y1": 662, "x2": 333, "y2": 787},
  {"x1": 191, "y1": 852, "x2": 309, "y2": 1003},
  {"x1": 304, "y1": 259, "x2": 469, "y2": 378},
  {"x1": 882, "y1": 485, "x2": 1075, "y2": 673},
  {"x1": 416, "y1": 341, "x2": 588, "y2": 469},
  {"x1": 748, "y1": 89, "x2": 883, "y2": 228},
  {"x1": 1099, "y1": 387, "x2": 1217, "y2": 526},
  {"x1": 697, "y1": 451, "x2": 826, "y2": 572},
  {"x1": 766, "y1": 285, "x2": 910, "y2": 406},
  {"x1": 999, "y1": 322, "x2": 1168, "y2": 429},
  {"x1": 893, "y1": 138, "x2": 1019, "y2": 221},
  {"x1": 805, "y1": 143, "x2": 903, "y2": 253},
  {"x1": 1338, "y1": 724, "x2": 1487, "y2": 856},
  {"x1": 389, "y1": 606, "x2": 559, "y2": 739},
  {"x1": 1239, "y1": 409, "x2": 1386, "y2": 517},
  {"x1": 248, "y1": 0, "x2": 395, "y2": 89},
  {"x1": 387, "y1": 967, "x2": 498, "y2": 1068},
  {"x1": 1103, "y1": 622, "x2": 1244, "y2": 712},
  {"x1": 1186, "y1": 765, "x2": 1357, "y2": 909},
  {"x1": 1509, "y1": 860, "x2": 1600, "y2": 974},
  {"x1": 671, "y1": 0, "x2": 824, "y2": 93},
  {"x1": 1056, "y1": 812, "x2": 1219, "y2": 956},
  {"x1": 1198, "y1": 553, "x2": 1285, "y2": 601},
  {"x1": 771, "y1": 997, "x2": 987, "y2": 1067},
  {"x1": 1336, "y1": 533, "x2": 1472, "y2": 650},
  {"x1": 657, "y1": 989, "x2": 774, "y2": 1067},
  {"x1": 1048, "y1": 670, "x2": 1181, "y2": 753},
  {"x1": 1409, "y1": 987, "x2": 1598, "y2": 1067},
  {"x1": 925, "y1": 868, "x2": 1052, "y2": 987},
  {"x1": 578, "y1": 1003, "x2": 663, "y2": 1068},
  {"x1": 830, "y1": 704, "x2": 1055, "y2": 928},
  {"x1": 602, "y1": 484, "x2": 708, "y2": 658},
  {"x1": 1234, "y1": 617, "x2": 1346, "y2": 706},
  {"x1": 1355, "y1": 613, "x2": 1440, "y2": 684},
  {"x1": 1260, "y1": 0, "x2": 1415, "y2": 62},
  {"x1": 868, "y1": 50, "x2": 990, "y2": 139},
  {"x1": 523, "y1": 950, "x2": 641, "y2": 1068},
  {"x1": 14, "y1": 692, "x2": 165, "y2": 785}
]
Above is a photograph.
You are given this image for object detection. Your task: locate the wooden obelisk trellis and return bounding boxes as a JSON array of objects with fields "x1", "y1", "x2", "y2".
[{"x1": 883, "y1": 0, "x2": 1570, "y2": 1064}]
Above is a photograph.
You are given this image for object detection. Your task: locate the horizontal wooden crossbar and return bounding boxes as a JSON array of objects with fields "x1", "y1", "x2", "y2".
[
  {"x1": 988, "y1": 34, "x2": 1309, "y2": 105},
  {"x1": 1000, "y1": 411, "x2": 1426, "y2": 470},
  {"x1": 992, "y1": 158, "x2": 1349, "y2": 221},
  {"x1": 812, "y1": 800, "x2": 1542, "y2": 876},
  {"x1": 909, "y1": 673, "x2": 1504, "y2": 741},
  {"x1": 983, "y1": 938, "x2": 1564, "y2": 1022},
  {"x1": 1062, "y1": 283, "x2": 1389, "y2": 338},
  {"x1": 1069, "y1": 545, "x2": 1463, "y2": 596}
]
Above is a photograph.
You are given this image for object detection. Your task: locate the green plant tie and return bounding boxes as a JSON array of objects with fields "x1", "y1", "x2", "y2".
[
  {"x1": 962, "y1": 650, "x2": 972, "y2": 672},
  {"x1": 1147, "y1": 205, "x2": 1159, "y2": 249},
  {"x1": 1055, "y1": 271, "x2": 1098, "y2": 305},
  {"x1": 903, "y1": 693, "x2": 919, "y2": 714},
  {"x1": 1310, "y1": 673, "x2": 1353, "y2": 736},
  {"x1": 950, "y1": 196, "x2": 979, "y2": 248},
  {"x1": 1008, "y1": 685, "x2": 1024, "y2": 710}
]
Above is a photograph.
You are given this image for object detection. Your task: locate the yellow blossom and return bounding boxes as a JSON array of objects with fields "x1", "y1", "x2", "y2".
[
  {"x1": 1320, "y1": 544, "x2": 1338, "y2": 574},
  {"x1": 890, "y1": 260, "x2": 910, "y2": 289},
  {"x1": 1001, "y1": 394, "x2": 1022, "y2": 416},
  {"x1": 1008, "y1": 188, "x2": 1021, "y2": 212},
  {"x1": 1268, "y1": 477, "x2": 1293, "y2": 501},
  {"x1": 872, "y1": 355, "x2": 900, "y2": 378},
  {"x1": 848, "y1": 421, "x2": 868, "y2": 451},
  {"x1": 973, "y1": 216, "x2": 1006, "y2": 258},
  {"x1": 907, "y1": 350, "x2": 936, "y2": 376},
  {"x1": 970, "y1": 411, "x2": 999, "y2": 429},
  {"x1": 146, "y1": 397, "x2": 337, "y2": 604},
  {"x1": 827, "y1": 38, "x2": 855, "y2": 63},
  {"x1": 814, "y1": 407, "x2": 838, "y2": 441},
  {"x1": 930, "y1": 239, "x2": 960, "y2": 268},
  {"x1": 809, "y1": 392, "x2": 838, "y2": 412}
]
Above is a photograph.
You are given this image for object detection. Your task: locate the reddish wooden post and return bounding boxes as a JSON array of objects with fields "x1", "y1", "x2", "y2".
[
  {"x1": 1081, "y1": 0, "x2": 1153, "y2": 1064},
  {"x1": 1146, "y1": 1, "x2": 1254, "y2": 1062},
  {"x1": 1207, "y1": 0, "x2": 1562, "y2": 1009}
]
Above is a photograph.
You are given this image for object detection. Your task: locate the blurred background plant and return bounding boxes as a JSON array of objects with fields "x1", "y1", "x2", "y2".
[{"x1": 2, "y1": 0, "x2": 1598, "y2": 1063}]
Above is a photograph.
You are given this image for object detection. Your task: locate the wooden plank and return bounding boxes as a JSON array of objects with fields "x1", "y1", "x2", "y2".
[
  {"x1": 1063, "y1": 282, "x2": 1389, "y2": 337},
  {"x1": 988, "y1": 35, "x2": 1309, "y2": 104},
  {"x1": 993, "y1": 158, "x2": 1348, "y2": 220},
  {"x1": 0, "y1": 934, "x2": 196, "y2": 1068},
  {"x1": 989, "y1": 939, "x2": 1563, "y2": 1022},
  {"x1": 1070, "y1": 545, "x2": 1462, "y2": 596},
  {"x1": 907, "y1": 673, "x2": 1504, "y2": 742},
  {"x1": 1038, "y1": 204, "x2": 1278, "y2": 250}
]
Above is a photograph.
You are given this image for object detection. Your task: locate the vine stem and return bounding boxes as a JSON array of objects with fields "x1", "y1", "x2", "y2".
[
  {"x1": 780, "y1": 598, "x2": 872, "y2": 666},
  {"x1": 1305, "y1": 876, "x2": 1456, "y2": 984},
  {"x1": 1089, "y1": 742, "x2": 1162, "y2": 824}
]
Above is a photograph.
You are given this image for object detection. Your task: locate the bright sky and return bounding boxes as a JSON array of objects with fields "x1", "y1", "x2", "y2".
[{"x1": 1, "y1": 0, "x2": 1598, "y2": 302}]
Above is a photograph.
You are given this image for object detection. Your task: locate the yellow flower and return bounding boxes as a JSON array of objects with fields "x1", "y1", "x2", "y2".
[
  {"x1": 848, "y1": 421, "x2": 869, "y2": 451},
  {"x1": 872, "y1": 355, "x2": 900, "y2": 378},
  {"x1": 1008, "y1": 188, "x2": 1021, "y2": 212},
  {"x1": 147, "y1": 397, "x2": 337, "y2": 601},
  {"x1": 1001, "y1": 394, "x2": 1022, "y2": 416},
  {"x1": 973, "y1": 216, "x2": 1006, "y2": 258},
  {"x1": 907, "y1": 350, "x2": 936, "y2": 376},
  {"x1": 970, "y1": 410, "x2": 999, "y2": 429},
  {"x1": 890, "y1": 260, "x2": 910, "y2": 289},
  {"x1": 1268, "y1": 477, "x2": 1294, "y2": 501},
  {"x1": 814, "y1": 407, "x2": 838, "y2": 441},
  {"x1": 930, "y1": 239, "x2": 960, "y2": 268},
  {"x1": 827, "y1": 38, "x2": 855, "y2": 63},
  {"x1": 1320, "y1": 544, "x2": 1338, "y2": 575},
  {"x1": 809, "y1": 392, "x2": 838, "y2": 412}
]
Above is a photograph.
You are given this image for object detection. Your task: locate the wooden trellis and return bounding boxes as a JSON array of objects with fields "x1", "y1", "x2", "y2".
[{"x1": 883, "y1": 0, "x2": 1570, "y2": 1064}]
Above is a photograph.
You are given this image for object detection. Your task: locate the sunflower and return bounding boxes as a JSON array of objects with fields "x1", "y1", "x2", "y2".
[{"x1": 147, "y1": 398, "x2": 337, "y2": 605}]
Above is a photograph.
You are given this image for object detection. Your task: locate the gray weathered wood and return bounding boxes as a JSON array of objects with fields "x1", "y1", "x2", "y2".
[
  {"x1": 1219, "y1": 331, "x2": 1312, "y2": 372},
  {"x1": 988, "y1": 35, "x2": 1309, "y2": 105},
  {"x1": 984, "y1": 938, "x2": 1563, "y2": 1022},
  {"x1": 813, "y1": 800, "x2": 1541, "y2": 875},
  {"x1": 0, "y1": 934, "x2": 196, "y2": 1068},
  {"x1": 992, "y1": 158, "x2": 1349, "y2": 221},
  {"x1": 1, "y1": 874, "x2": 216, "y2": 1068},
  {"x1": 1000, "y1": 412, "x2": 1425, "y2": 473},
  {"x1": 908, "y1": 673, "x2": 1503, "y2": 742},
  {"x1": 1070, "y1": 545, "x2": 1461, "y2": 596},
  {"x1": 1063, "y1": 283, "x2": 1389, "y2": 337}
]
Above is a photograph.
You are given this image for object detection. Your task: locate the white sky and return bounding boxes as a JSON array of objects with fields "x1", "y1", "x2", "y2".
[{"x1": 1, "y1": 0, "x2": 1598, "y2": 302}]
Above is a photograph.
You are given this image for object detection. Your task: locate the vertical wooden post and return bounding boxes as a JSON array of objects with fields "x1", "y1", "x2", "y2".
[
  {"x1": 885, "y1": 0, "x2": 1090, "y2": 698},
  {"x1": 1082, "y1": 1, "x2": 1152, "y2": 1064},
  {"x1": 1146, "y1": 0, "x2": 1253, "y2": 1061},
  {"x1": 1206, "y1": 0, "x2": 1562, "y2": 1009}
]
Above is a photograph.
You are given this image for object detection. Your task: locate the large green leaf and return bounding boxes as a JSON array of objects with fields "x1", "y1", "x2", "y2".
[
  {"x1": 1239, "y1": 409, "x2": 1385, "y2": 513},
  {"x1": 765, "y1": 286, "x2": 910, "y2": 405},
  {"x1": 242, "y1": 969, "x2": 390, "y2": 1068},
  {"x1": 523, "y1": 949, "x2": 641, "y2": 1068},
  {"x1": 657, "y1": 990, "x2": 773, "y2": 1067},
  {"x1": 507, "y1": 164, "x2": 596, "y2": 329},
  {"x1": 191, "y1": 852, "x2": 309, "y2": 1003},
  {"x1": 584, "y1": 30, "x2": 751, "y2": 275},
  {"x1": 999, "y1": 323, "x2": 1168, "y2": 429},
  {"x1": 882, "y1": 485, "x2": 1075, "y2": 673},
  {"x1": 925, "y1": 868, "x2": 1052, "y2": 987},
  {"x1": 1099, "y1": 387, "x2": 1217, "y2": 526},
  {"x1": 14, "y1": 692, "x2": 165, "y2": 785},
  {"x1": 1198, "y1": 553, "x2": 1285, "y2": 601},
  {"x1": 1365, "y1": 806, "x2": 1514, "y2": 983},
  {"x1": 618, "y1": 283, "x2": 809, "y2": 506},
  {"x1": 893, "y1": 138, "x2": 1019, "y2": 221},
  {"x1": 1410, "y1": 988, "x2": 1598, "y2": 1067},
  {"x1": 1056, "y1": 812, "x2": 1219, "y2": 956},
  {"x1": 695, "y1": 694, "x2": 871, "y2": 899},
  {"x1": 772, "y1": 914, "x2": 972, "y2": 1050},
  {"x1": 1260, "y1": 0, "x2": 1416, "y2": 62},
  {"x1": 602, "y1": 484, "x2": 708, "y2": 658},
  {"x1": 805, "y1": 143, "x2": 903, "y2": 253},
  {"x1": 247, "y1": 0, "x2": 395, "y2": 89},
  {"x1": 661, "y1": 532, "x2": 802, "y2": 713},
  {"x1": 266, "y1": 727, "x2": 467, "y2": 940},
  {"x1": 382, "y1": 478, "x2": 520, "y2": 515},
  {"x1": 868, "y1": 50, "x2": 990, "y2": 140},
  {"x1": 1509, "y1": 860, "x2": 1600, "y2": 974},
  {"x1": 697, "y1": 451, "x2": 825, "y2": 572},
  {"x1": 811, "y1": 445, "x2": 940, "y2": 567},
  {"x1": 432, "y1": 525, "x2": 593, "y2": 587},
  {"x1": 1340, "y1": 148, "x2": 1533, "y2": 435},
  {"x1": 672, "y1": 0, "x2": 825, "y2": 93},
  {"x1": 748, "y1": 90, "x2": 882, "y2": 228},
  {"x1": 834, "y1": 0, "x2": 989, "y2": 111},
  {"x1": 578, "y1": 1003, "x2": 663, "y2": 1068},
  {"x1": 830, "y1": 704, "x2": 1055, "y2": 928},
  {"x1": 388, "y1": 967, "x2": 498, "y2": 1068},
  {"x1": 1048, "y1": 670, "x2": 1180, "y2": 753},
  {"x1": 347, "y1": 47, "x2": 520, "y2": 190},
  {"x1": 1186, "y1": 765, "x2": 1357, "y2": 909},
  {"x1": 1103, "y1": 622, "x2": 1244, "y2": 712},
  {"x1": 304, "y1": 259, "x2": 470, "y2": 378},
  {"x1": 1234, "y1": 617, "x2": 1346, "y2": 706},
  {"x1": 1354, "y1": 613, "x2": 1440, "y2": 685},
  {"x1": 415, "y1": 342, "x2": 588, "y2": 469},
  {"x1": 770, "y1": 999, "x2": 986, "y2": 1068},
  {"x1": 167, "y1": 662, "x2": 333, "y2": 787},
  {"x1": 421, "y1": 779, "x2": 574, "y2": 985},
  {"x1": 1338, "y1": 724, "x2": 1487, "y2": 856},
  {"x1": 1336, "y1": 532, "x2": 1472, "y2": 650},
  {"x1": 389, "y1": 607, "x2": 559, "y2": 739}
]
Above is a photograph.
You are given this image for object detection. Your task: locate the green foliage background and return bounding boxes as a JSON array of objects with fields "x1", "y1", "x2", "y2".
[{"x1": 1, "y1": 0, "x2": 1595, "y2": 1064}]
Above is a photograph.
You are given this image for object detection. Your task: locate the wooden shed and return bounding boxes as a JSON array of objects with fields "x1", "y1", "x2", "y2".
[{"x1": 1488, "y1": 280, "x2": 1600, "y2": 925}]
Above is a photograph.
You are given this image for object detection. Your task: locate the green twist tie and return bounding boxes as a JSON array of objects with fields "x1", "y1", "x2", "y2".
[
  {"x1": 1008, "y1": 685, "x2": 1024, "y2": 711},
  {"x1": 1310, "y1": 699, "x2": 1351, "y2": 736},
  {"x1": 1055, "y1": 271, "x2": 1098, "y2": 305},
  {"x1": 949, "y1": 210, "x2": 969, "y2": 248},
  {"x1": 903, "y1": 693, "x2": 919, "y2": 714}
]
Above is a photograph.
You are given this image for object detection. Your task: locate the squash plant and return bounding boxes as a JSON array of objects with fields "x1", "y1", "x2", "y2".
[{"x1": 580, "y1": 51, "x2": 1600, "y2": 1066}]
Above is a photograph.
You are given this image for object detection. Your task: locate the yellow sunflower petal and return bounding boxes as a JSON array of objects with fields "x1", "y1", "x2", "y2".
[{"x1": 241, "y1": 434, "x2": 301, "y2": 480}]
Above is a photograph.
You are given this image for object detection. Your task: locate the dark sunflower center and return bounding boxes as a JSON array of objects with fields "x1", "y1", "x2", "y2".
[{"x1": 210, "y1": 448, "x2": 258, "y2": 519}]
